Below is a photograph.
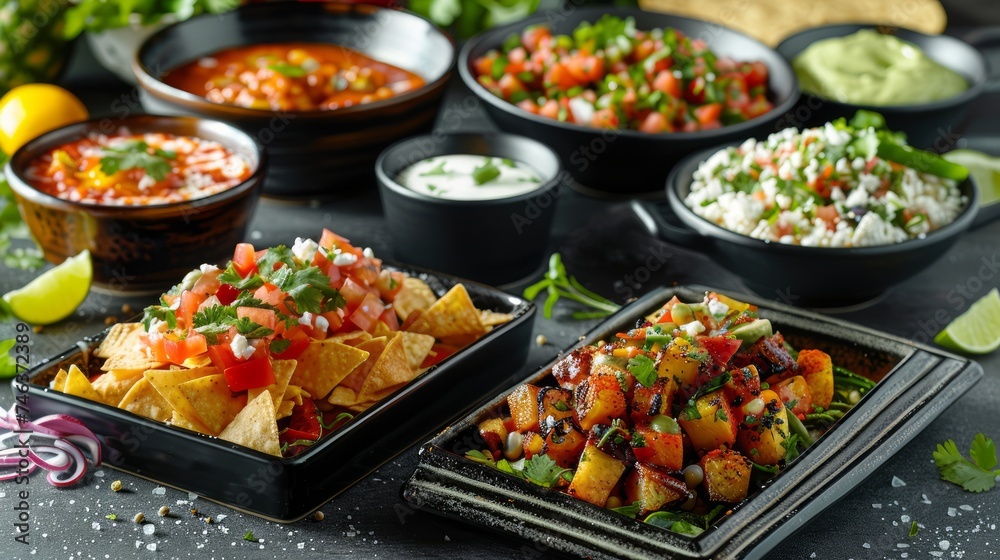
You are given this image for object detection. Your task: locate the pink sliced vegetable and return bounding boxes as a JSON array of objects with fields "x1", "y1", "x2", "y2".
[{"x1": 0, "y1": 405, "x2": 101, "y2": 487}]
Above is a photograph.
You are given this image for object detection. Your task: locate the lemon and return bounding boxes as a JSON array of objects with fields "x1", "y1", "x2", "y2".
[
  {"x1": 0, "y1": 84, "x2": 88, "y2": 155},
  {"x1": 943, "y1": 149, "x2": 1000, "y2": 206},
  {"x1": 935, "y1": 288, "x2": 1000, "y2": 354},
  {"x1": 3, "y1": 250, "x2": 92, "y2": 325}
]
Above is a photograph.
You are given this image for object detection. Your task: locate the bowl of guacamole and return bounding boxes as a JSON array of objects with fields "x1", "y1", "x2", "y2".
[{"x1": 776, "y1": 24, "x2": 989, "y2": 148}]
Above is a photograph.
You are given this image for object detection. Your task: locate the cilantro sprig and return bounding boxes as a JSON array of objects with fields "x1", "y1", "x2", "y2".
[
  {"x1": 99, "y1": 141, "x2": 177, "y2": 182},
  {"x1": 464, "y1": 451, "x2": 573, "y2": 488},
  {"x1": 679, "y1": 372, "x2": 732, "y2": 420},
  {"x1": 933, "y1": 433, "x2": 1000, "y2": 493},
  {"x1": 523, "y1": 254, "x2": 620, "y2": 320},
  {"x1": 627, "y1": 354, "x2": 657, "y2": 388},
  {"x1": 218, "y1": 247, "x2": 346, "y2": 316}
]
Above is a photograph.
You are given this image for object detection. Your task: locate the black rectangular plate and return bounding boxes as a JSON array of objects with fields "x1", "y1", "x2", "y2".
[
  {"x1": 15, "y1": 265, "x2": 535, "y2": 522},
  {"x1": 401, "y1": 285, "x2": 983, "y2": 559}
]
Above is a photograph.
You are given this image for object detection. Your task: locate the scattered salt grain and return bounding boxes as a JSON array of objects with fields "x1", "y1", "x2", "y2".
[
  {"x1": 862, "y1": 543, "x2": 870, "y2": 549},
  {"x1": 948, "y1": 508, "x2": 958, "y2": 517},
  {"x1": 946, "y1": 526, "x2": 953, "y2": 532},
  {"x1": 143, "y1": 524, "x2": 155, "y2": 536},
  {"x1": 146, "y1": 543, "x2": 157, "y2": 552},
  {"x1": 939, "y1": 540, "x2": 950, "y2": 551},
  {"x1": 216, "y1": 514, "x2": 227, "y2": 522},
  {"x1": 94, "y1": 470, "x2": 105, "y2": 478},
  {"x1": 188, "y1": 492, "x2": 199, "y2": 501},
  {"x1": 872, "y1": 503, "x2": 882, "y2": 509},
  {"x1": 901, "y1": 515, "x2": 910, "y2": 523},
  {"x1": 930, "y1": 552, "x2": 944, "y2": 558},
  {"x1": 152, "y1": 487, "x2": 166, "y2": 496},
  {"x1": 251, "y1": 231, "x2": 263, "y2": 240},
  {"x1": 135, "y1": 540, "x2": 142, "y2": 549},
  {"x1": 897, "y1": 543, "x2": 909, "y2": 548},
  {"x1": 959, "y1": 504, "x2": 974, "y2": 511},
  {"x1": 921, "y1": 494, "x2": 932, "y2": 504},
  {"x1": 891, "y1": 476, "x2": 906, "y2": 487},
  {"x1": 297, "y1": 543, "x2": 305, "y2": 549},
  {"x1": 92, "y1": 522, "x2": 101, "y2": 531}
]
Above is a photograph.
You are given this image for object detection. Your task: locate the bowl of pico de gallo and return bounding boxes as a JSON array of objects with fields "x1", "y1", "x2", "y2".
[
  {"x1": 460, "y1": 8, "x2": 799, "y2": 195},
  {"x1": 4, "y1": 114, "x2": 267, "y2": 293}
]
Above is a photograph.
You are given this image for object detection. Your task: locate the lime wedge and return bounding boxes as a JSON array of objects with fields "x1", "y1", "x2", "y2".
[
  {"x1": 934, "y1": 288, "x2": 1000, "y2": 354},
  {"x1": 3, "y1": 250, "x2": 92, "y2": 325},
  {"x1": 943, "y1": 149, "x2": 1000, "y2": 205}
]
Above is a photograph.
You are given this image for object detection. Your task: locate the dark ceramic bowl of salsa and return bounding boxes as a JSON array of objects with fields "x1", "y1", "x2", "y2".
[
  {"x1": 4, "y1": 114, "x2": 266, "y2": 293},
  {"x1": 459, "y1": 7, "x2": 800, "y2": 195},
  {"x1": 776, "y1": 24, "x2": 990, "y2": 150},
  {"x1": 134, "y1": 1, "x2": 455, "y2": 197}
]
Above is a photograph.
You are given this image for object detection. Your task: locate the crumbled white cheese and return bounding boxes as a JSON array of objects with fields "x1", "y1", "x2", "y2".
[
  {"x1": 298, "y1": 312, "x2": 314, "y2": 328},
  {"x1": 230, "y1": 334, "x2": 256, "y2": 360},
  {"x1": 314, "y1": 314, "x2": 330, "y2": 333},
  {"x1": 362, "y1": 247, "x2": 375, "y2": 259},
  {"x1": 681, "y1": 321, "x2": 706, "y2": 336},
  {"x1": 333, "y1": 252, "x2": 358, "y2": 266},
  {"x1": 292, "y1": 237, "x2": 319, "y2": 263},
  {"x1": 708, "y1": 299, "x2": 729, "y2": 319},
  {"x1": 199, "y1": 263, "x2": 219, "y2": 274}
]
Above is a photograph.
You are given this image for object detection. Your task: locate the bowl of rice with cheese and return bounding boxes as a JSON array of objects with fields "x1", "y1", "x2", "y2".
[{"x1": 660, "y1": 111, "x2": 978, "y2": 306}]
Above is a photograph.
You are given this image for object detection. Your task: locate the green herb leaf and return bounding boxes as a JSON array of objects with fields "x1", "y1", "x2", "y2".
[
  {"x1": 233, "y1": 317, "x2": 273, "y2": 339},
  {"x1": 243, "y1": 531, "x2": 255, "y2": 542},
  {"x1": 218, "y1": 263, "x2": 265, "y2": 292},
  {"x1": 419, "y1": 161, "x2": 450, "y2": 176},
  {"x1": 471, "y1": 160, "x2": 501, "y2": 185},
  {"x1": 267, "y1": 62, "x2": 307, "y2": 78},
  {"x1": 782, "y1": 432, "x2": 802, "y2": 464},
  {"x1": 464, "y1": 449, "x2": 496, "y2": 467},
  {"x1": 141, "y1": 305, "x2": 177, "y2": 332},
  {"x1": 934, "y1": 434, "x2": 1000, "y2": 493},
  {"x1": 609, "y1": 501, "x2": 642, "y2": 518},
  {"x1": 258, "y1": 245, "x2": 296, "y2": 271},
  {"x1": 627, "y1": 354, "x2": 657, "y2": 388},
  {"x1": 99, "y1": 141, "x2": 176, "y2": 182},
  {"x1": 681, "y1": 372, "x2": 732, "y2": 420},
  {"x1": 522, "y1": 253, "x2": 620, "y2": 320},
  {"x1": 521, "y1": 454, "x2": 573, "y2": 488},
  {"x1": 269, "y1": 339, "x2": 291, "y2": 355},
  {"x1": 105, "y1": 513, "x2": 118, "y2": 521},
  {"x1": 909, "y1": 520, "x2": 919, "y2": 538}
]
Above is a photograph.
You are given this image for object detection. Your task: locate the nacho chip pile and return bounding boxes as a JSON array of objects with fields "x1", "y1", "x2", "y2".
[{"x1": 52, "y1": 230, "x2": 513, "y2": 457}]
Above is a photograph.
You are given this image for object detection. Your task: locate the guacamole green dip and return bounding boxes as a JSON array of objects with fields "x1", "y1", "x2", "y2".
[{"x1": 793, "y1": 30, "x2": 968, "y2": 106}]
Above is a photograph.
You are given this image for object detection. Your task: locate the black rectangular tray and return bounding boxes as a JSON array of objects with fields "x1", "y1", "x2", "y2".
[
  {"x1": 401, "y1": 285, "x2": 983, "y2": 559},
  {"x1": 16, "y1": 265, "x2": 534, "y2": 522}
]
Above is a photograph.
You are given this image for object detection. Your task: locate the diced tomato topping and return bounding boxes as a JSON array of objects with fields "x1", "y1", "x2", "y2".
[
  {"x1": 215, "y1": 283, "x2": 240, "y2": 306},
  {"x1": 421, "y1": 343, "x2": 458, "y2": 369},
  {"x1": 340, "y1": 277, "x2": 369, "y2": 311},
  {"x1": 237, "y1": 307, "x2": 277, "y2": 331},
  {"x1": 379, "y1": 308, "x2": 400, "y2": 332},
  {"x1": 699, "y1": 336, "x2": 742, "y2": 366},
  {"x1": 163, "y1": 332, "x2": 207, "y2": 365},
  {"x1": 207, "y1": 343, "x2": 240, "y2": 371},
  {"x1": 348, "y1": 292, "x2": 386, "y2": 334},
  {"x1": 233, "y1": 243, "x2": 257, "y2": 277},
  {"x1": 179, "y1": 290, "x2": 207, "y2": 329},
  {"x1": 694, "y1": 102, "x2": 723, "y2": 126},
  {"x1": 223, "y1": 355, "x2": 275, "y2": 392}
]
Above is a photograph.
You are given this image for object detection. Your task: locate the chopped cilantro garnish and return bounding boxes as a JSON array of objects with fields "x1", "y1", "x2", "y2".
[
  {"x1": 141, "y1": 305, "x2": 177, "y2": 332},
  {"x1": 233, "y1": 317, "x2": 273, "y2": 339},
  {"x1": 627, "y1": 354, "x2": 657, "y2": 388},
  {"x1": 609, "y1": 501, "x2": 642, "y2": 518},
  {"x1": 419, "y1": 161, "x2": 450, "y2": 176},
  {"x1": 267, "y1": 62, "x2": 306, "y2": 77},
  {"x1": 243, "y1": 531, "x2": 255, "y2": 542},
  {"x1": 471, "y1": 160, "x2": 501, "y2": 185},
  {"x1": 269, "y1": 339, "x2": 291, "y2": 355},
  {"x1": 99, "y1": 140, "x2": 176, "y2": 181},
  {"x1": 933, "y1": 433, "x2": 1000, "y2": 493},
  {"x1": 680, "y1": 372, "x2": 731, "y2": 420}
]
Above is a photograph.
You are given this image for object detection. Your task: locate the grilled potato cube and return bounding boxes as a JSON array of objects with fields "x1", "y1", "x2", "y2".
[
  {"x1": 592, "y1": 362, "x2": 636, "y2": 399},
  {"x1": 773, "y1": 375, "x2": 813, "y2": 417},
  {"x1": 796, "y1": 349, "x2": 833, "y2": 409},
  {"x1": 567, "y1": 429, "x2": 629, "y2": 507},
  {"x1": 630, "y1": 377, "x2": 678, "y2": 423},
  {"x1": 537, "y1": 387, "x2": 574, "y2": 427},
  {"x1": 477, "y1": 417, "x2": 508, "y2": 457},
  {"x1": 551, "y1": 346, "x2": 597, "y2": 390},
  {"x1": 658, "y1": 338, "x2": 701, "y2": 389},
  {"x1": 623, "y1": 463, "x2": 689, "y2": 514},
  {"x1": 736, "y1": 389, "x2": 789, "y2": 465},
  {"x1": 523, "y1": 431, "x2": 544, "y2": 460},
  {"x1": 542, "y1": 419, "x2": 587, "y2": 468},
  {"x1": 700, "y1": 449, "x2": 752, "y2": 503},
  {"x1": 507, "y1": 384, "x2": 541, "y2": 432},
  {"x1": 632, "y1": 425, "x2": 684, "y2": 471},
  {"x1": 677, "y1": 389, "x2": 737, "y2": 453},
  {"x1": 574, "y1": 374, "x2": 627, "y2": 431},
  {"x1": 725, "y1": 365, "x2": 761, "y2": 410}
]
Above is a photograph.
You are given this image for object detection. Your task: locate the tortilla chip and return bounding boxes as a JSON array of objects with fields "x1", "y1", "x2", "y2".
[
  {"x1": 327, "y1": 386, "x2": 359, "y2": 407},
  {"x1": 276, "y1": 399, "x2": 296, "y2": 419},
  {"x1": 284, "y1": 384, "x2": 311, "y2": 407},
  {"x1": 372, "y1": 321, "x2": 395, "y2": 338},
  {"x1": 51, "y1": 368, "x2": 68, "y2": 392},
  {"x1": 393, "y1": 277, "x2": 438, "y2": 321},
  {"x1": 407, "y1": 284, "x2": 487, "y2": 339},
  {"x1": 62, "y1": 365, "x2": 102, "y2": 402},
  {"x1": 337, "y1": 336, "x2": 388, "y2": 394},
  {"x1": 357, "y1": 333, "x2": 413, "y2": 399},
  {"x1": 291, "y1": 340, "x2": 370, "y2": 399},
  {"x1": 218, "y1": 392, "x2": 281, "y2": 457},
  {"x1": 178, "y1": 374, "x2": 247, "y2": 435},
  {"x1": 247, "y1": 359, "x2": 296, "y2": 412},
  {"x1": 118, "y1": 377, "x2": 173, "y2": 422},
  {"x1": 400, "y1": 332, "x2": 435, "y2": 370},
  {"x1": 144, "y1": 368, "x2": 215, "y2": 433},
  {"x1": 326, "y1": 330, "x2": 373, "y2": 345},
  {"x1": 170, "y1": 410, "x2": 211, "y2": 435},
  {"x1": 97, "y1": 323, "x2": 164, "y2": 372},
  {"x1": 639, "y1": 0, "x2": 946, "y2": 45},
  {"x1": 480, "y1": 309, "x2": 515, "y2": 327},
  {"x1": 182, "y1": 354, "x2": 213, "y2": 369},
  {"x1": 91, "y1": 369, "x2": 143, "y2": 406}
]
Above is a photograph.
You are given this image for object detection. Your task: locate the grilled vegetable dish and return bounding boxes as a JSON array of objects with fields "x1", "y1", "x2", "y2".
[{"x1": 467, "y1": 292, "x2": 875, "y2": 535}]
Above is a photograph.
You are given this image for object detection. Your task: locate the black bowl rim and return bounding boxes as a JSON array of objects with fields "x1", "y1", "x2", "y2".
[
  {"x1": 459, "y1": 7, "x2": 801, "y2": 141},
  {"x1": 375, "y1": 132, "x2": 563, "y2": 206},
  {"x1": 775, "y1": 22, "x2": 988, "y2": 112},
  {"x1": 133, "y1": 2, "x2": 456, "y2": 120},
  {"x1": 5, "y1": 114, "x2": 267, "y2": 213},
  {"x1": 665, "y1": 142, "x2": 980, "y2": 255}
]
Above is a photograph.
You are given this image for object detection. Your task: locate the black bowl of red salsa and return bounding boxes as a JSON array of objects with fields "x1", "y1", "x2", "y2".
[
  {"x1": 460, "y1": 9, "x2": 799, "y2": 195},
  {"x1": 134, "y1": 2, "x2": 455, "y2": 197},
  {"x1": 4, "y1": 115, "x2": 266, "y2": 293}
]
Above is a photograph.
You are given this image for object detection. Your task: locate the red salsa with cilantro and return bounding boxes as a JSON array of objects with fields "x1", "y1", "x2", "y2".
[
  {"x1": 163, "y1": 43, "x2": 426, "y2": 111},
  {"x1": 472, "y1": 15, "x2": 774, "y2": 133},
  {"x1": 24, "y1": 130, "x2": 254, "y2": 205}
]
